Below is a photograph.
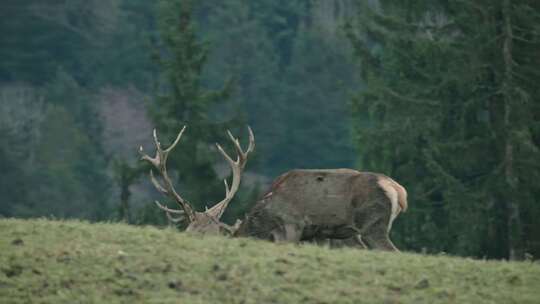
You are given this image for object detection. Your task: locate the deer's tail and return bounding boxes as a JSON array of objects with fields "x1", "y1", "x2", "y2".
[{"x1": 377, "y1": 176, "x2": 408, "y2": 213}]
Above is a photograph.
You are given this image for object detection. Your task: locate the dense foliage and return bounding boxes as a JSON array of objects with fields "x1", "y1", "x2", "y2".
[
  {"x1": 1, "y1": 0, "x2": 538, "y2": 259},
  {"x1": 347, "y1": 0, "x2": 540, "y2": 259},
  {"x1": 0, "y1": 0, "x2": 356, "y2": 221},
  {"x1": 0, "y1": 1, "x2": 152, "y2": 220}
]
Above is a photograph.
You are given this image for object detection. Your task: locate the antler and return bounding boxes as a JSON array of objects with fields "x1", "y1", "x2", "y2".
[
  {"x1": 139, "y1": 126, "x2": 254, "y2": 227},
  {"x1": 154, "y1": 200, "x2": 185, "y2": 224},
  {"x1": 139, "y1": 126, "x2": 195, "y2": 222},
  {"x1": 206, "y1": 126, "x2": 255, "y2": 219}
]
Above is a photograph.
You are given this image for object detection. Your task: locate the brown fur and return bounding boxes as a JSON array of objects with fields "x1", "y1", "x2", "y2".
[{"x1": 236, "y1": 169, "x2": 408, "y2": 251}]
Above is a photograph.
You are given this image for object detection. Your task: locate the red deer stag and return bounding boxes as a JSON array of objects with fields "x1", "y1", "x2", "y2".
[
  {"x1": 235, "y1": 169, "x2": 407, "y2": 251},
  {"x1": 140, "y1": 127, "x2": 407, "y2": 251}
]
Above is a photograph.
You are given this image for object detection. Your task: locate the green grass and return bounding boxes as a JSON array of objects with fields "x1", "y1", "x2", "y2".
[{"x1": 1, "y1": 219, "x2": 539, "y2": 304}]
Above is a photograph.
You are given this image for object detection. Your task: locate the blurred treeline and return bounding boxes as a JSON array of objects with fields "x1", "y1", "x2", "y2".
[
  {"x1": 1, "y1": 0, "x2": 539, "y2": 260},
  {"x1": 349, "y1": 0, "x2": 540, "y2": 259},
  {"x1": 0, "y1": 1, "x2": 357, "y2": 224}
]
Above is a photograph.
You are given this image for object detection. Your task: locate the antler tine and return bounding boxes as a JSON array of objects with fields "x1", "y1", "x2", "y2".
[
  {"x1": 154, "y1": 201, "x2": 185, "y2": 224},
  {"x1": 140, "y1": 126, "x2": 195, "y2": 222},
  {"x1": 152, "y1": 129, "x2": 161, "y2": 150},
  {"x1": 165, "y1": 125, "x2": 186, "y2": 154},
  {"x1": 149, "y1": 170, "x2": 168, "y2": 195},
  {"x1": 246, "y1": 126, "x2": 255, "y2": 153},
  {"x1": 154, "y1": 200, "x2": 185, "y2": 214},
  {"x1": 166, "y1": 214, "x2": 184, "y2": 224},
  {"x1": 206, "y1": 126, "x2": 255, "y2": 219},
  {"x1": 215, "y1": 143, "x2": 234, "y2": 165},
  {"x1": 222, "y1": 126, "x2": 255, "y2": 165},
  {"x1": 223, "y1": 179, "x2": 231, "y2": 195},
  {"x1": 139, "y1": 127, "x2": 186, "y2": 170}
]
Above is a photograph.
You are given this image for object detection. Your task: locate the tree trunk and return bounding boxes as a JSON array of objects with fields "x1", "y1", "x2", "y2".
[{"x1": 501, "y1": 0, "x2": 523, "y2": 260}]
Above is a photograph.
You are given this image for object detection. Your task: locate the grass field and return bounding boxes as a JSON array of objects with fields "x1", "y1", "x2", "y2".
[{"x1": 1, "y1": 219, "x2": 539, "y2": 303}]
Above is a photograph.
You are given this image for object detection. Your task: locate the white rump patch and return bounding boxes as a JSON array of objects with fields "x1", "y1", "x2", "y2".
[{"x1": 377, "y1": 178, "x2": 400, "y2": 232}]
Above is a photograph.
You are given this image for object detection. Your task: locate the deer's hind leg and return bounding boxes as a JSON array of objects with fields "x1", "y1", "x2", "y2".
[
  {"x1": 353, "y1": 196, "x2": 399, "y2": 252},
  {"x1": 359, "y1": 224, "x2": 398, "y2": 251},
  {"x1": 327, "y1": 235, "x2": 368, "y2": 249}
]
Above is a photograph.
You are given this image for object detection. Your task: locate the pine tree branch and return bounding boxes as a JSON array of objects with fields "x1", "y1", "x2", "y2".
[{"x1": 383, "y1": 87, "x2": 440, "y2": 107}]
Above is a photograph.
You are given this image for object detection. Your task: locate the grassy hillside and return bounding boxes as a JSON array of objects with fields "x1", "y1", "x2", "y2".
[{"x1": 1, "y1": 219, "x2": 539, "y2": 304}]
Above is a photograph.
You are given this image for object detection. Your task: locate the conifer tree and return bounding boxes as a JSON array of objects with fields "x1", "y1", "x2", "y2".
[
  {"x1": 149, "y1": 0, "x2": 236, "y2": 212},
  {"x1": 347, "y1": 0, "x2": 540, "y2": 258}
]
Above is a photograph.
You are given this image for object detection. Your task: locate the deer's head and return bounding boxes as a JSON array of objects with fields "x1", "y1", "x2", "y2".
[{"x1": 139, "y1": 126, "x2": 254, "y2": 235}]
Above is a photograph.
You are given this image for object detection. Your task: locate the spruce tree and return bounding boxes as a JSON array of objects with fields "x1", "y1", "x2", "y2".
[
  {"x1": 347, "y1": 0, "x2": 540, "y2": 258},
  {"x1": 148, "y1": 0, "x2": 236, "y2": 213}
]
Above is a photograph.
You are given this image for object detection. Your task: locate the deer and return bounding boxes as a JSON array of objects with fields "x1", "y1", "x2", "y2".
[
  {"x1": 234, "y1": 169, "x2": 407, "y2": 251},
  {"x1": 139, "y1": 126, "x2": 407, "y2": 251}
]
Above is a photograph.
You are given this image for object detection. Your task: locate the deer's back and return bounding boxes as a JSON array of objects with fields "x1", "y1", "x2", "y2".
[{"x1": 258, "y1": 169, "x2": 382, "y2": 225}]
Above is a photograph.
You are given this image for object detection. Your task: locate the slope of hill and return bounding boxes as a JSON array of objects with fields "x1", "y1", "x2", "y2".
[{"x1": 1, "y1": 219, "x2": 539, "y2": 303}]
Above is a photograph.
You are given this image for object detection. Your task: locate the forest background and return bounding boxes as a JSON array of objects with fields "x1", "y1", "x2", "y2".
[{"x1": 1, "y1": 0, "x2": 539, "y2": 260}]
